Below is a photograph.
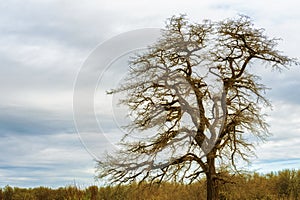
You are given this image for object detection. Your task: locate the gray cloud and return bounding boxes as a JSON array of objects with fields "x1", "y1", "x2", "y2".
[
  {"x1": 0, "y1": 0, "x2": 111, "y2": 49},
  {"x1": 0, "y1": 105, "x2": 73, "y2": 136},
  {"x1": 253, "y1": 67, "x2": 300, "y2": 105},
  {"x1": 0, "y1": 133, "x2": 96, "y2": 188},
  {"x1": 0, "y1": 0, "x2": 299, "y2": 188}
]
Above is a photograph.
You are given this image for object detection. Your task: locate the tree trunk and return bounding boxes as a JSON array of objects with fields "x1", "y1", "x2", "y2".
[{"x1": 206, "y1": 156, "x2": 219, "y2": 200}]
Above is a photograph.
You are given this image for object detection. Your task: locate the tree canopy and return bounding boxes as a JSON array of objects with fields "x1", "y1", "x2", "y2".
[{"x1": 97, "y1": 15, "x2": 297, "y2": 200}]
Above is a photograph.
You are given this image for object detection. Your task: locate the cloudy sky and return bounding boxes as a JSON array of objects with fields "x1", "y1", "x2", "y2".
[{"x1": 0, "y1": 0, "x2": 299, "y2": 188}]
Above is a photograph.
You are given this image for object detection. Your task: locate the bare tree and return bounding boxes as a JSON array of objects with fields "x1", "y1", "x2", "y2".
[{"x1": 96, "y1": 15, "x2": 297, "y2": 200}]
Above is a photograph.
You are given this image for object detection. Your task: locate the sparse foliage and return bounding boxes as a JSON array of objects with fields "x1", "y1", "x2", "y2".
[{"x1": 97, "y1": 15, "x2": 297, "y2": 200}]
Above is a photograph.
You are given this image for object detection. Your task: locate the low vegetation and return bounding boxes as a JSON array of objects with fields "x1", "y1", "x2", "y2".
[{"x1": 1, "y1": 168, "x2": 300, "y2": 200}]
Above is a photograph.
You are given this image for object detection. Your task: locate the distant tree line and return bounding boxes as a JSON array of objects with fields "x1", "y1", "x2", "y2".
[{"x1": 1, "y1": 168, "x2": 300, "y2": 200}]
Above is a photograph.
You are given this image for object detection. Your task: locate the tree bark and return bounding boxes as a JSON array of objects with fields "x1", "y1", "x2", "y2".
[{"x1": 206, "y1": 155, "x2": 219, "y2": 200}]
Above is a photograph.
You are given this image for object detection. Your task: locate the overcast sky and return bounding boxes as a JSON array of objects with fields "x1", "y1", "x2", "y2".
[{"x1": 0, "y1": 0, "x2": 299, "y2": 188}]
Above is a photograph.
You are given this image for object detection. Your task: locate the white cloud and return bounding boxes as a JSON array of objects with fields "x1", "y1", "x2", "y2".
[
  {"x1": 0, "y1": 0, "x2": 299, "y2": 187},
  {"x1": 0, "y1": 133, "x2": 96, "y2": 188},
  {"x1": 249, "y1": 101, "x2": 300, "y2": 172}
]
